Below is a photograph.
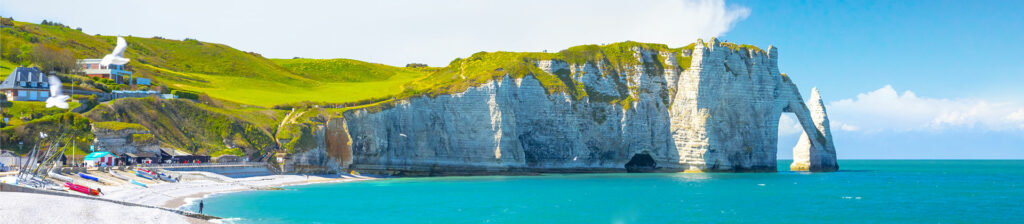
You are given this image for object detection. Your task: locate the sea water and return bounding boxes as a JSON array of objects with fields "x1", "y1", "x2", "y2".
[{"x1": 198, "y1": 160, "x2": 1024, "y2": 223}]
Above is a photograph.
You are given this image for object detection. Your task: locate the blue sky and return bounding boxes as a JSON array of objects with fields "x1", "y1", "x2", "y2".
[
  {"x1": 2, "y1": 0, "x2": 1021, "y2": 159},
  {"x1": 723, "y1": 0, "x2": 1024, "y2": 159}
]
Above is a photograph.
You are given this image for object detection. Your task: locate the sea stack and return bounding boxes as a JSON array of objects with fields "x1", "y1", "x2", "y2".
[{"x1": 790, "y1": 88, "x2": 839, "y2": 172}]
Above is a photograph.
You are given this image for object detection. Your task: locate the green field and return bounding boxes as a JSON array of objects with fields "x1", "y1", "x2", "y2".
[{"x1": 142, "y1": 62, "x2": 429, "y2": 107}]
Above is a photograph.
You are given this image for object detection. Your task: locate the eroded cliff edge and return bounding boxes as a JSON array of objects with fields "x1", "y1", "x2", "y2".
[{"x1": 290, "y1": 39, "x2": 839, "y2": 175}]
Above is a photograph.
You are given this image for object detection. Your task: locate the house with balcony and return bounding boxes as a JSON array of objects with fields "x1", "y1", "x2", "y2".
[
  {"x1": 0, "y1": 67, "x2": 51, "y2": 101},
  {"x1": 78, "y1": 58, "x2": 133, "y2": 84}
]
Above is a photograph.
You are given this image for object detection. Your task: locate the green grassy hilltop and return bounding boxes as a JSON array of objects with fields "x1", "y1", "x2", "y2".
[{"x1": 1, "y1": 19, "x2": 431, "y2": 107}]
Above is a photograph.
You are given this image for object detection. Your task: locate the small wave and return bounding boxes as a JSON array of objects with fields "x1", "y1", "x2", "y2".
[{"x1": 211, "y1": 217, "x2": 243, "y2": 224}]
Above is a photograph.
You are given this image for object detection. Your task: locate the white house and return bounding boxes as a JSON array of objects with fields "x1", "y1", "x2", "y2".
[{"x1": 0, "y1": 67, "x2": 51, "y2": 101}]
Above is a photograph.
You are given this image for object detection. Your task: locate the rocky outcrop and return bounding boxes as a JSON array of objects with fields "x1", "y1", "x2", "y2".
[
  {"x1": 790, "y1": 88, "x2": 839, "y2": 172},
  {"x1": 92, "y1": 123, "x2": 159, "y2": 154},
  {"x1": 282, "y1": 118, "x2": 353, "y2": 173},
  {"x1": 299, "y1": 39, "x2": 837, "y2": 175}
]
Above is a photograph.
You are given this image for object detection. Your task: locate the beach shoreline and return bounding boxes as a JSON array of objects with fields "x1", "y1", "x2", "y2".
[
  {"x1": 1, "y1": 169, "x2": 376, "y2": 223},
  {"x1": 165, "y1": 173, "x2": 377, "y2": 211}
]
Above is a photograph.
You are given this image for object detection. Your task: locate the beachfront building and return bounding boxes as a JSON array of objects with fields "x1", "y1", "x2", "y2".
[
  {"x1": 0, "y1": 67, "x2": 50, "y2": 101},
  {"x1": 77, "y1": 58, "x2": 133, "y2": 84},
  {"x1": 83, "y1": 151, "x2": 117, "y2": 167},
  {"x1": 124, "y1": 152, "x2": 160, "y2": 165},
  {"x1": 0, "y1": 150, "x2": 20, "y2": 171}
]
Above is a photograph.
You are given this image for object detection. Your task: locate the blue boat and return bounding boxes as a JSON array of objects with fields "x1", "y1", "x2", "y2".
[
  {"x1": 130, "y1": 179, "x2": 148, "y2": 188},
  {"x1": 134, "y1": 171, "x2": 154, "y2": 180},
  {"x1": 78, "y1": 173, "x2": 100, "y2": 182},
  {"x1": 158, "y1": 173, "x2": 178, "y2": 182}
]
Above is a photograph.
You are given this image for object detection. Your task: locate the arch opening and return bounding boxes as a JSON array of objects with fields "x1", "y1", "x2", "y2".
[{"x1": 625, "y1": 153, "x2": 656, "y2": 173}]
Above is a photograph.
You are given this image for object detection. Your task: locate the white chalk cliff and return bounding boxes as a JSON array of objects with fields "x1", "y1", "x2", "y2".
[
  {"x1": 790, "y1": 88, "x2": 839, "y2": 172},
  {"x1": 307, "y1": 39, "x2": 838, "y2": 175}
]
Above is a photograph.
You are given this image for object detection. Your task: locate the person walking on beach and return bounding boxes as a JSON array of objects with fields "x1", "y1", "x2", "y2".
[{"x1": 199, "y1": 200, "x2": 204, "y2": 214}]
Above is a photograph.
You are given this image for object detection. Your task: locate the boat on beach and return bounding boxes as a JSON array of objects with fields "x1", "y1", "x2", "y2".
[
  {"x1": 78, "y1": 173, "x2": 100, "y2": 182},
  {"x1": 133, "y1": 170, "x2": 154, "y2": 180},
  {"x1": 130, "y1": 179, "x2": 147, "y2": 188},
  {"x1": 109, "y1": 170, "x2": 130, "y2": 180},
  {"x1": 137, "y1": 168, "x2": 156, "y2": 175},
  {"x1": 48, "y1": 171, "x2": 74, "y2": 182},
  {"x1": 64, "y1": 182, "x2": 99, "y2": 196},
  {"x1": 157, "y1": 172, "x2": 177, "y2": 182}
]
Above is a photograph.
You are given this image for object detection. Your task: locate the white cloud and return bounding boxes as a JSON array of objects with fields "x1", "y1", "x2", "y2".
[
  {"x1": 826, "y1": 85, "x2": 1024, "y2": 133},
  {"x1": 778, "y1": 114, "x2": 803, "y2": 136},
  {"x1": 0, "y1": 0, "x2": 751, "y2": 66},
  {"x1": 833, "y1": 121, "x2": 860, "y2": 131}
]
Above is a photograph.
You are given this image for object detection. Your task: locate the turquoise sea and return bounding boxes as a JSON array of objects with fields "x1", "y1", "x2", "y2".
[{"x1": 199, "y1": 160, "x2": 1024, "y2": 223}]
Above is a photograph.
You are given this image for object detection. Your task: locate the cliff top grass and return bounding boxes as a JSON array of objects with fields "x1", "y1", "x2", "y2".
[
  {"x1": 395, "y1": 41, "x2": 696, "y2": 101},
  {"x1": 92, "y1": 121, "x2": 148, "y2": 132},
  {"x1": 271, "y1": 58, "x2": 437, "y2": 82}
]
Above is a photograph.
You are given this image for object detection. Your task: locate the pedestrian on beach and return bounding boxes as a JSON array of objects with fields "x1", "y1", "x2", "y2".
[{"x1": 199, "y1": 200, "x2": 204, "y2": 214}]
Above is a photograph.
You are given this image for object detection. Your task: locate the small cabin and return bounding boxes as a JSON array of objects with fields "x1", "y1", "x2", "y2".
[
  {"x1": 83, "y1": 151, "x2": 117, "y2": 167},
  {"x1": 124, "y1": 152, "x2": 160, "y2": 165}
]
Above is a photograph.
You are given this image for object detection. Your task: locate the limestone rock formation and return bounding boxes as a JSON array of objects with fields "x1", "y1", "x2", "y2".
[
  {"x1": 790, "y1": 88, "x2": 839, "y2": 172},
  {"x1": 294, "y1": 39, "x2": 838, "y2": 175},
  {"x1": 283, "y1": 118, "x2": 353, "y2": 173},
  {"x1": 91, "y1": 123, "x2": 159, "y2": 154}
]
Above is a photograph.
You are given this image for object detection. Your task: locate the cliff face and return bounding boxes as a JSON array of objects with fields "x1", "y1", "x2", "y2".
[
  {"x1": 790, "y1": 88, "x2": 839, "y2": 172},
  {"x1": 300, "y1": 39, "x2": 838, "y2": 175}
]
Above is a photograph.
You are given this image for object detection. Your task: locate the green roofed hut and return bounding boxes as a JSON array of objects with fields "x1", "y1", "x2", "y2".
[{"x1": 83, "y1": 151, "x2": 117, "y2": 167}]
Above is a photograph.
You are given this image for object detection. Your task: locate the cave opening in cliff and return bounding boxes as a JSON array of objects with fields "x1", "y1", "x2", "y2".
[{"x1": 625, "y1": 153, "x2": 656, "y2": 173}]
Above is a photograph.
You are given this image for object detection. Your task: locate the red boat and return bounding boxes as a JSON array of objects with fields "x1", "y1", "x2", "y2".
[
  {"x1": 137, "y1": 168, "x2": 156, "y2": 175},
  {"x1": 65, "y1": 182, "x2": 99, "y2": 196}
]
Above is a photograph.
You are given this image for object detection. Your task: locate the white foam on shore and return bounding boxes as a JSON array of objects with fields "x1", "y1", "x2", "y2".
[{"x1": 211, "y1": 217, "x2": 243, "y2": 224}]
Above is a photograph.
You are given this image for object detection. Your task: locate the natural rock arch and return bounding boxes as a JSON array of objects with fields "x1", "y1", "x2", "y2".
[{"x1": 781, "y1": 88, "x2": 838, "y2": 172}]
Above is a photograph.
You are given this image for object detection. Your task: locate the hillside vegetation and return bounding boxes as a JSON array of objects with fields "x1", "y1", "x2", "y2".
[
  {"x1": 0, "y1": 19, "x2": 427, "y2": 107},
  {"x1": 84, "y1": 98, "x2": 281, "y2": 158},
  {"x1": 272, "y1": 58, "x2": 433, "y2": 82}
]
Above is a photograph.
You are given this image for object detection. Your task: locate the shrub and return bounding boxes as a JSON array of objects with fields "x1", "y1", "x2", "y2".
[
  {"x1": 171, "y1": 89, "x2": 201, "y2": 100},
  {"x1": 93, "y1": 121, "x2": 148, "y2": 132}
]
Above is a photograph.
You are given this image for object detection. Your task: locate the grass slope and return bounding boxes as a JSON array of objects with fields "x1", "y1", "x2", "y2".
[
  {"x1": 272, "y1": 58, "x2": 430, "y2": 82},
  {"x1": 2, "y1": 20, "x2": 428, "y2": 107},
  {"x1": 85, "y1": 98, "x2": 281, "y2": 157}
]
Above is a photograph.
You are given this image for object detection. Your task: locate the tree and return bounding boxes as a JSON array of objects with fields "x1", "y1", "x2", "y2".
[
  {"x1": 29, "y1": 43, "x2": 79, "y2": 74},
  {"x1": 18, "y1": 44, "x2": 32, "y2": 66},
  {"x1": 5, "y1": 46, "x2": 21, "y2": 63}
]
